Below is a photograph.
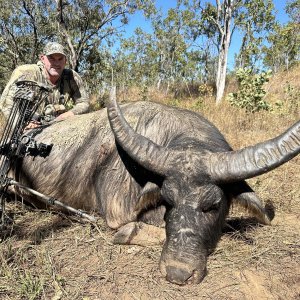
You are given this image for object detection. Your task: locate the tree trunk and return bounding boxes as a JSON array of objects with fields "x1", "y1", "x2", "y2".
[
  {"x1": 215, "y1": 0, "x2": 232, "y2": 104},
  {"x1": 216, "y1": 29, "x2": 231, "y2": 104},
  {"x1": 55, "y1": 0, "x2": 78, "y2": 70}
]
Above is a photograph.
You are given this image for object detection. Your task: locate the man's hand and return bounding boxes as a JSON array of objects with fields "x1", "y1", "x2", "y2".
[
  {"x1": 55, "y1": 111, "x2": 75, "y2": 121},
  {"x1": 24, "y1": 120, "x2": 41, "y2": 131}
]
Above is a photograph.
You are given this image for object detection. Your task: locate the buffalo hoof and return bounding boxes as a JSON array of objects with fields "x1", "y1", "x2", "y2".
[
  {"x1": 114, "y1": 222, "x2": 165, "y2": 246},
  {"x1": 113, "y1": 222, "x2": 138, "y2": 244}
]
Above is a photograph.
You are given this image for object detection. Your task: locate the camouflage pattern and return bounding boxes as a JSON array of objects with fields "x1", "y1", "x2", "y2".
[
  {"x1": 0, "y1": 61, "x2": 90, "y2": 119},
  {"x1": 43, "y1": 42, "x2": 67, "y2": 56}
]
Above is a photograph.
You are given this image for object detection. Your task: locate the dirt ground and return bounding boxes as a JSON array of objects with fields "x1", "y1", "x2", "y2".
[{"x1": 0, "y1": 106, "x2": 299, "y2": 300}]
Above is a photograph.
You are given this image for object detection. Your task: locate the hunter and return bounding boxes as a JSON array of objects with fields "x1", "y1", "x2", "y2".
[{"x1": 0, "y1": 42, "x2": 90, "y2": 129}]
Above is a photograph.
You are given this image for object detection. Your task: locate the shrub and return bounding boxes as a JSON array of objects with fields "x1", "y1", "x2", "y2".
[
  {"x1": 284, "y1": 83, "x2": 299, "y2": 114},
  {"x1": 227, "y1": 68, "x2": 272, "y2": 113}
]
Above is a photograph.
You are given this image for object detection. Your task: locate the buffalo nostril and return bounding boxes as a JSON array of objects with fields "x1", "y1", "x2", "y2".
[{"x1": 165, "y1": 266, "x2": 194, "y2": 285}]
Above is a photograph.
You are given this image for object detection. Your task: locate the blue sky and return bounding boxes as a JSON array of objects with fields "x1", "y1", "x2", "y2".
[
  {"x1": 125, "y1": 1, "x2": 290, "y2": 33},
  {"x1": 122, "y1": 1, "x2": 290, "y2": 69}
]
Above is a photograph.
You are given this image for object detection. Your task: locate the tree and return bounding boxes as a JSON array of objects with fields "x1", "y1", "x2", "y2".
[
  {"x1": 0, "y1": 0, "x2": 54, "y2": 90},
  {"x1": 263, "y1": 23, "x2": 300, "y2": 72},
  {"x1": 199, "y1": 0, "x2": 275, "y2": 103},
  {"x1": 234, "y1": 0, "x2": 275, "y2": 71},
  {"x1": 0, "y1": 0, "x2": 155, "y2": 92},
  {"x1": 113, "y1": 28, "x2": 157, "y2": 89},
  {"x1": 286, "y1": 0, "x2": 300, "y2": 24},
  {"x1": 263, "y1": 0, "x2": 300, "y2": 71},
  {"x1": 55, "y1": 0, "x2": 155, "y2": 72},
  {"x1": 116, "y1": 0, "x2": 213, "y2": 94}
]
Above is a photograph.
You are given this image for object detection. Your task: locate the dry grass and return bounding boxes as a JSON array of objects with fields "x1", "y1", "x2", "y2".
[
  {"x1": 265, "y1": 64, "x2": 300, "y2": 103},
  {"x1": 0, "y1": 73, "x2": 299, "y2": 299}
]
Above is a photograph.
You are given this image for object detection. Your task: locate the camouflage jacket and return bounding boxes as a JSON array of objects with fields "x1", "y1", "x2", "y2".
[{"x1": 0, "y1": 61, "x2": 90, "y2": 119}]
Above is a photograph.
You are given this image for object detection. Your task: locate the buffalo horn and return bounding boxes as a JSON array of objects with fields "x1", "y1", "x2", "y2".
[
  {"x1": 106, "y1": 87, "x2": 170, "y2": 175},
  {"x1": 209, "y1": 121, "x2": 300, "y2": 182}
]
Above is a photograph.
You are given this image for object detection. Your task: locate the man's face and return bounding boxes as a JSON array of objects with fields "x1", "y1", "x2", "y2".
[{"x1": 41, "y1": 53, "x2": 66, "y2": 78}]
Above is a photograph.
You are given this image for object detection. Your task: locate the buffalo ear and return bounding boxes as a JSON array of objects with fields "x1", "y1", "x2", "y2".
[
  {"x1": 233, "y1": 192, "x2": 275, "y2": 225},
  {"x1": 134, "y1": 182, "x2": 161, "y2": 215}
]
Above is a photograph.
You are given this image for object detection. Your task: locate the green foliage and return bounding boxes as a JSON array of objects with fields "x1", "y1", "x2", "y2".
[
  {"x1": 0, "y1": 0, "x2": 298, "y2": 100},
  {"x1": 286, "y1": 0, "x2": 300, "y2": 23},
  {"x1": 167, "y1": 98, "x2": 181, "y2": 107},
  {"x1": 284, "y1": 83, "x2": 300, "y2": 113},
  {"x1": 227, "y1": 68, "x2": 272, "y2": 112},
  {"x1": 198, "y1": 0, "x2": 276, "y2": 102},
  {"x1": 0, "y1": 0, "x2": 155, "y2": 92},
  {"x1": 115, "y1": 4, "x2": 210, "y2": 93},
  {"x1": 273, "y1": 82, "x2": 300, "y2": 116},
  {"x1": 263, "y1": 22, "x2": 300, "y2": 72},
  {"x1": 0, "y1": 0, "x2": 55, "y2": 90},
  {"x1": 192, "y1": 98, "x2": 204, "y2": 111},
  {"x1": 191, "y1": 83, "x2": 214, "y2": 111},
  {"x1": 235, "y1": 0, "x2": 276, "y2": 70},
  {"x1": 198, "y1": 83, "x2": 213, "y2": 97},
  {"x1": 17, "y1": 271, "x2": 44, "y2": 300},
  {"x1": 262, "y1": 1, "x2": 299, "y2": 71},
  {"x1": 139, "y1": 84, "x2": 149, "y2": 101}
]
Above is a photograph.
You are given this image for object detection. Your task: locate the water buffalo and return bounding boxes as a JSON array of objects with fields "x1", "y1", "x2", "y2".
[{"x1": 13, "y1": 96, "x2": 300, "y2": 285}]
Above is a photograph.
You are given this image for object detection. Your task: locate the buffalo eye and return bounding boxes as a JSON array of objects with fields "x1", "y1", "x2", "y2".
[
  {"x1": 161, "y1": 180, "x2": 177, "y2": 207},
  {"x1": 201, "y1": 199, "x2": 221, "y2": 213},
  {"x1": 162, "y1": 192, "x2": 176, "y2": 207},
  {"x1": 199, "y1": 185, "x2": 224, "y2": 213}
]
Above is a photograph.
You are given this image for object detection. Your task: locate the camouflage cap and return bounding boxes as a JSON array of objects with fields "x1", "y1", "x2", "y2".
[{"x1": 43, "y1": 42, "x2": 66, "y2": 56}]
